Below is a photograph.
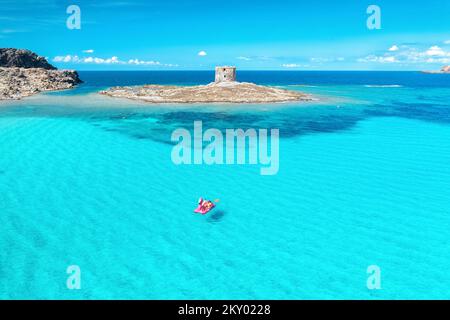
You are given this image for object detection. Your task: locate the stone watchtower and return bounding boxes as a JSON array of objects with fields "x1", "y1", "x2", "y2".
[{"x1": 215, "y1": 66, "x2": 236, "y2": 82}]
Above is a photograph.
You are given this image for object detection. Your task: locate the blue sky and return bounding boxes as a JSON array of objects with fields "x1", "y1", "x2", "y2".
[{"x1": 1, "y1": 0, "x2": 449, "y2": 70}]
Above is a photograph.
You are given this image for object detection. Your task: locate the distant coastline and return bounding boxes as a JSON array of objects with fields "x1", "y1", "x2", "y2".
[{"x1": 421, "y1": 65, "x2": 450, "y2": 74}]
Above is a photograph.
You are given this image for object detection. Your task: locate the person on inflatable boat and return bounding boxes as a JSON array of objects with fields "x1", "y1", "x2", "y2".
[{"x1": 194, "y1": 197, "x2": 215, "y2": 214}]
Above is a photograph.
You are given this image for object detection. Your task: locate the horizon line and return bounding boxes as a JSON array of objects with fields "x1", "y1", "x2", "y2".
[{"x1": 70, "y1": 69, "x2": 428, "y2": 72}]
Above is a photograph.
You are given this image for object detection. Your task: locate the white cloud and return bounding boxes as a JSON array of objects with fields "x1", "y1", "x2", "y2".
[
  {"x1": 53, "y1": 55, "x2": 177, "y2": 67},
  {"x1": 425, "y1": 45, "x2": 447, "y2": 56},
  {"x1": 236, "y1": 56, "x2": 251, "y2": 61},
  {"x1": 128, "y1": 58, "x2": 161, "y2": 65},
  {"x1": 388, "y1": 45, "x2": 399, "y2": 52},
  {"x1": 74, "y1": 56, "x2": 120, "y2": 64},
  {"x1": 53, "y1": 55, "x2": 80, "y2": 63},
  {"x1": 426, "y1": 57, "x2": 450, "y2": 64},
  {"x1": 282, "y1": 63, "x2": 302, "y2": 68},
  {"x1": 310, "y1": 57, "x2": 330, "y2": 63},
  {"x1": 382, "y1": 56, "x2": 397, "y2": 63},
  {"x1": 358, "y1": 45, "x2": 450, "y2": 65},
  {"x1": 102, "y1": 56, "x2": 119, "y2": 64},
  {"x1": 444, "y1": 40, "x2": 450, "y2": 44},
  {"x1": 198, "y1": 50, "x2": 207, "y2": 57},
  {"x1": 82, "y1": 49, "x2": 94, "y2": 54},
  {"x1": 357, "y1": 55, "x2": 398, "y2": 63}
]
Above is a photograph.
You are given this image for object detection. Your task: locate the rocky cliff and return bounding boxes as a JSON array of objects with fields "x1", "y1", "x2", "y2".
[
  {"x1": 0, "y1": 48, "x2": 56, "y2": 70},
  {"x1": 0, "y1": 48, "x2": 82, "y2": 100}
]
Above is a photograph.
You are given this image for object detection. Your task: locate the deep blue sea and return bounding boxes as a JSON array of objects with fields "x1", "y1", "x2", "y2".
[{"x1": 1, "y1": 71, "x2": 449, "y2": 299}]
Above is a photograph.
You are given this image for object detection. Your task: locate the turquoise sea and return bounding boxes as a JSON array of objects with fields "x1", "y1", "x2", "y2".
[{"x1": 0, "y1": 71, "x2": 449, "y2": 299}]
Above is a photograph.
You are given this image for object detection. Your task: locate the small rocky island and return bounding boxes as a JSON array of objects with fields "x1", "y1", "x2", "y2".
[
  {"x1": 422, "y1": 65, "x2": 450, "y2": 74},
  {"x1": 100, "y1": 66, "x2": 312, "y2": 103},
  {"x1": 0, "y1": 48, "x2": 82, "y2": 100}
]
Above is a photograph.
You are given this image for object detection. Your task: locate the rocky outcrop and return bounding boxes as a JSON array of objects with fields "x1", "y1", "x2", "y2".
[
  {"x1": 0, "y1": 67, "x2": 82, "y2": 100},
  {"x1": 422, "y1": 65, "x2": 450, "y2": 74},
  {"x1": 0, "y1": 48, "x2": 56, "y2": 70},
  {"x1": 0, "y1": 48, "x2": 82, "y2": 100},
  {"x1": 100, "y1": 81, "x2": 313, "y2": 104}
]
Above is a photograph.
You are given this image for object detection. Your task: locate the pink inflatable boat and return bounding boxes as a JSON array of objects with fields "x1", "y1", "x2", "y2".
[{"x1": 194, "y1": 198, "x2": 215, "y2": 215}]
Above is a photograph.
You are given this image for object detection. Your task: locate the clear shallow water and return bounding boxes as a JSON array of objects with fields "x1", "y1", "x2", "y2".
[{"x1": 0, "y1": 71, "x2": 449, "y2": 299}]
